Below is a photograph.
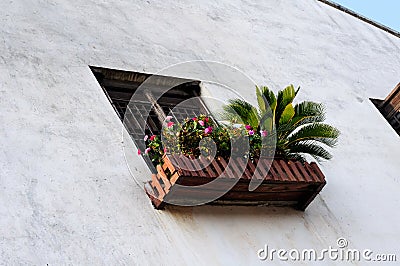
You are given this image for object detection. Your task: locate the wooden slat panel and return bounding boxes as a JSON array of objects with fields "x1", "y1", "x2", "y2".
[
  {"x1": 248, "y1": 159, "x2": 264, "y2": 180},
  {"x1": 156, "y1": 165, "x2": 172, "y2": 191},
  {"x1": 287, "y1": 160, "x2": 303, "y2": 181},
  {"x1": 191, "y1": 159, "x2": 207, "y2": 177},
  {"x1": 258, "y1": 158, "x2": 275, "y2": 180},
  {"x1": 235, "y1": 158, "x2": 251, "y2": 179},
  {"x1": 383, "y1": 82, "x2": 400, "y2": 107},
  {"x1": 218, "y1": 157, "x2": 235, "y2": 178},
  {"x1": 304, "y1": 163, "x2": 320, "y2": 182},
  {"x1": 229, "y1": 158, "x2": 246, "y2": 179},
  {"x1": 388, "y1": 106, "x2": 400, "y2": 120},
  {"x1": 199, "y1": 156, "x2": 217, "y2": 178},
  {"x1": 147, "y1": 153, "x2": 327, "y2": 210},
  {"x1": 151, "y1": 174, "x2": 166, "y2": 198},
  {"x1": 295, "y1": 161, "x2": 313, "y2": 182},
  {"x1": 144, "y1": 182, "x2": 165, "y2": 209},
  {"x1": 168, "y1": 155, "x2": 188, "y2": 176},
  {"x1": 245, "y1": 159, "x2": 255, "y2": 177},
  {"x1": 278, "y1": 160, "x2": 297, "y2": 181},
  {"x1": 176, "y1": 156, "x2": 197, "y2": 177},
  {"x1": 310, "y1": 162, "x2": 326, "y2": 182},
  {"x1": 211, "y1": 158, "x2": 224, "y2": 176},
  {"x1": 268, "y1": 160, "x2": 279, "y2": 180},
  {"x1": 163, "y1": 154, "x2": 178, "y2": 174},
  {"x1": 273, "y1": 160, "x2": 289, "y2": 181},
  {"x1": 169, "y1": 172, "x2": 181, "y2": 185}
]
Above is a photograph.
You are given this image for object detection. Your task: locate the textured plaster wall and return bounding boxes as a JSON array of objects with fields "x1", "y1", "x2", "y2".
[{"x1": 1, "y1": 0, "x2": 400, "y2": 265}]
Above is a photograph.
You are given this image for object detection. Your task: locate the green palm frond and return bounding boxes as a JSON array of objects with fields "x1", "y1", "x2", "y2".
[
  {"x1": 279, "y1": 103, "x2": 295, "y2": 125},
  {"x1": 275, "y1": 85, "x2": 299, "y2": 124},
  {"x1": 257, "y1": 85, "x2": 277, "y2": 111},
  {"x1": 291, "y1": 101, "x2": 325, "y2": 127},
  {"x1": 287, "y1": 123, "x2": 340, "y2": 147},
  {"x1": 284, "y1": 153, "x2": 307, "y2": 163},
  {"x1": 287, "y1": 141, "x2": 333, "y2": 161},
  {"x1": 222, "y1": 85, "x2": 340, "y2": 162},
  {"x1": 257, "y1": 86, "x2": 277, "y2": 132},
  {"x1": 277, "y1": 101, "x2": 325, "y2": 139},
  {"x1": 256, "y1": 86, "x2": 267, "y2": 113},
  {"x1": 222, "y1": 99, "x2": 260, "y2": 128}
]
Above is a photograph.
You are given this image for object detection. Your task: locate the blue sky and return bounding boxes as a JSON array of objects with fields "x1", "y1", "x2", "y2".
[{"x1": 334, "y1": 0, "x2": 399, "y2": 31}]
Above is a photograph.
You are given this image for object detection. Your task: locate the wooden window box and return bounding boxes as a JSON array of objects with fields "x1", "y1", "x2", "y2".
[{"x1": 144, "y1": 154, "x2": 326, "y2": 211}]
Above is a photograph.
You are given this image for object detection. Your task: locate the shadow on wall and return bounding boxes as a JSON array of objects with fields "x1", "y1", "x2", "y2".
[
  {"x1": 164, "y1": 204, "x2": 303, "y2": 218},
  {"x1": 151, "y1": 196, "x2": 346, "y2": 255}
]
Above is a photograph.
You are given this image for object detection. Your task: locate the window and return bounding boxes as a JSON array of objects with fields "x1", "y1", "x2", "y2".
[
  {"x1": 90, "y1": 66, "x2": 210, "y2": 169},
  {"x1": 371, "y1": 82, "x2": 400, "y2": 136}
]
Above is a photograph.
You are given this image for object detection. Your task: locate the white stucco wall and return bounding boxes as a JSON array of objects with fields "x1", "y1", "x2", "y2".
[{"x1": 1, "y1": 0, "x2": 400, "y2": 265}]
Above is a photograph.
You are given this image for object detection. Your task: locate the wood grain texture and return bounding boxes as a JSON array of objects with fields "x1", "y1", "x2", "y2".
[{"x1": 145, "y1": 155, "x2": 326, "y2": 210}]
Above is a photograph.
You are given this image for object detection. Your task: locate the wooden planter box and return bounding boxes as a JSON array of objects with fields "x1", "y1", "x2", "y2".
[{"x1": 144, "y1": 154, "x2": 326, "y2": 211}]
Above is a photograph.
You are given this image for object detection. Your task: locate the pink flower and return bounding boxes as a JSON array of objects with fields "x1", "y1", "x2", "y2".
[
  {"x1": 143, "y1": 135, "x2": 148, "y2": 141},
  {"x1": 150, "y1": 135, "x2": 156, "y2": 141},
  {"x1": 260, "y1": 130, "x2": 268, "y2": 137},
  {"x1": 198, "y1": 120, "x2": 205, "y2": 126},
  {"x1": 192, "y1": 117, "x2": 198, "y2": 122},
  {"x1": 167, "y1": 122, "x2": 175, "y2": 128},
  {"x1": 137, "y1": 149, "x2": 141, "y2": 155},
  {"x1": 165, "y1": 115, "x2": 173, "y2": 121},
  {"x1": 245, "y1": 125, "x2": 252, "y2": 130},
  {"x1": 163, "y1": 147, "x2": 168, "y2": 153},
  {"x1": 204, "y1": 117, "x2": 209, "y2": 122},
  {"x1": 145, "y1": 147, "x2": 151, "y2": 154},
  {"x1": 204, "y1": 126, "x2": 213, "y2": 134},
  {"x1": 248, "y1": 130, "x2": 255, "y2": 135}
]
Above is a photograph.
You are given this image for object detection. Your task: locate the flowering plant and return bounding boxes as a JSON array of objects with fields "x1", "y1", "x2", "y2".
[{"x1": 141, "y1": 115, "x2": 272, "y2": 166}]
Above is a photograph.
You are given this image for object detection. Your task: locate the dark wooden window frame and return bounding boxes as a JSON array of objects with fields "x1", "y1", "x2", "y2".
[
  {"x1": 90, "y1": 66, "x2": 211, "y2": 171},
  {"x1": 371, "y1": 82, "x2": 400, "y2": 136}
]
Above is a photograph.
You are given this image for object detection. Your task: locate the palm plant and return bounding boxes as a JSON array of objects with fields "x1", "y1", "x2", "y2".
[{"x1": 222, "y1": 85, "x2": 340, "y2": 162}]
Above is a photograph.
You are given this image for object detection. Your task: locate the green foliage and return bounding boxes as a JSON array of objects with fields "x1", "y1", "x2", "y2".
[
  {"x1": 222, "y1": 85, "x2": 340, "y2": 162},
  {"x1": 143, "y1": 115, "x2": 267, "y2": 166},
  {"x1": 222, "y1": 99, "x2": 260, "y2": 129},
  {"x1": 142, "y1": 85, "x2": 340, "y2": 166}
]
